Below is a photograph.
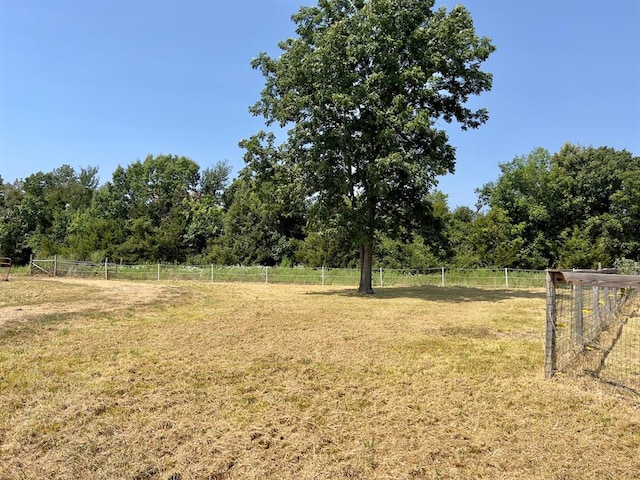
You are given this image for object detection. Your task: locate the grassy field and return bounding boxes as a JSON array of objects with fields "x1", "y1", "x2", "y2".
[{"x1": 0, "y1": 278, "x2": 638, "y2": 479}]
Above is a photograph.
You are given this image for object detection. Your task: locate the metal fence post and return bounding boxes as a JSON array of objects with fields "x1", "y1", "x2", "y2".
[
  {"x1": 505, "y1": 267, "x2": 509, "y2": 288},
  {"x1": 441, "y1": 267, "x2": 445, "y2": 287},
  {"x1": 211, "y1": 264, "x2": 214, "y2": 283},
  {"x1": 157, "y1": 263, "x2": 160, "y2": 281},
  {"x1": 322, "y1": 266, "x2": 325, "y2": 286},
  {"x1": 105, "y1": 257, "x2": 109, "y2": 280},
  {"x1": 54, "y1": 255, "x2": 58, "y2": 277},
  {"x1": 593, "y1": 286, "x2": 600, "y2": 331},
  {"x1": 606, "y1": 287, "x2": 614, "y2": 323},
  {"x1": 379, "y1": 267, "x2": 383, "y2": 288}
]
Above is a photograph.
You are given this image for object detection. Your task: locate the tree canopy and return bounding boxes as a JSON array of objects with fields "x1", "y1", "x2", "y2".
[
  {"x1": 478, "y1": 144, "x2": 640, "y2": 269},
  {"x1": 246, "y1": 0, "x2": 495, "y2": 292},
  {"x1": 1, "y1": 144, "x2": 638, "y2": 272}
]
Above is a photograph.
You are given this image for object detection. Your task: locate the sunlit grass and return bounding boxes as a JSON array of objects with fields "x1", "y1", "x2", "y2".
[{"x1": 0, "y1": 278, "x2": 638, "y2": 479}]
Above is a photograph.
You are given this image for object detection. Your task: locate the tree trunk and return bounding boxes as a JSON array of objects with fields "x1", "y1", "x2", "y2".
[{"x1": 358, "y1": 240, "x2": 374, "y2": 294}]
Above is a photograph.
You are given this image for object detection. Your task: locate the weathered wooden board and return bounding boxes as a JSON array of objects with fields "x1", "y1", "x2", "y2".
[{"x1": 548, "y1": 269, "x2": 640, "y2": 288}]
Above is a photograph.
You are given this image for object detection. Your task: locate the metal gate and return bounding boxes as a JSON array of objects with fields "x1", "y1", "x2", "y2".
[{"x1": 0, "y1": 257, "x2": 12, "y2": 281}]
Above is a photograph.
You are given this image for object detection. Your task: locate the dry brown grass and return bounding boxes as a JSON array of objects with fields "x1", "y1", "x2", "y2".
[{"x1": 0, "y1": 278, "x2": 638, "y2": 479}]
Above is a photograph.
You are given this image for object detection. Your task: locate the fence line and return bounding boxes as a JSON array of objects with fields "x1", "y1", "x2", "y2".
[
  {"x1": 545, "y1": 269, "x2": 640, "y2": 395},
  {"x1": 29, "y1": 256, "x2": 546, "y2": 289}
]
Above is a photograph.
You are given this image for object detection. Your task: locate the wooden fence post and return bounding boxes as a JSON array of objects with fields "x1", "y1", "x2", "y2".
[{"x1": 545, "y1": 270, "x2": 558, "y2": 378}]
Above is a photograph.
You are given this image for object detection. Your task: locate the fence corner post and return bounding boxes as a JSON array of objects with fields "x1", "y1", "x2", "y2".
[{"x1": 545, "y1": 270, "x2": 558, "y2": 378}]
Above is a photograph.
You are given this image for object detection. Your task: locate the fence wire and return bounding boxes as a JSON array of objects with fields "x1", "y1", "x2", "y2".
[
  {"x1": 28, "y1": 257, "x2": 546, "y2": 289},
  {"x1": 551, "y1": 282, "x2": 640, "y2": 395}
]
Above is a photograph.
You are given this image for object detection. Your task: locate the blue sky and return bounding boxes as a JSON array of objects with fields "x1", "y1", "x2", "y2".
[{"x1": 1, "y1": 0, "x2": 638, "y2": 209}]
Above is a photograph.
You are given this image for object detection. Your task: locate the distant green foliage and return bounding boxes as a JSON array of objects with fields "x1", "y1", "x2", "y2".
[
  {"x1": 2, "y1": 143, "x2": 638, "y2": 270},
  {"x1": 477, "y1": 144, "x2": 640, "y2": 268},
  {"x1": 0, "y1": 165, "x2": 98, "y2": 263}
]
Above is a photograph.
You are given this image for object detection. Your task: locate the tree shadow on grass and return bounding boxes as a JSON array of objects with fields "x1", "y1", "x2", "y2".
[{"x1": 306, "y1": 285, "x2": 546, "y2": 303}]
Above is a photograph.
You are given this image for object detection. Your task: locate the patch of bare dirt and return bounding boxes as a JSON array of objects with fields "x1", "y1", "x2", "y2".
[{"x1": 0, "y1": 277, "x2": 182, "y2": 328}]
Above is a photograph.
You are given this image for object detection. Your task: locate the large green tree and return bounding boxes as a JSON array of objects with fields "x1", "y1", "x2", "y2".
[
  {"x1": 0, "y1": 165, "x2": 99, "y2": 262},
  {"x1": 183, "y1": 161, "x2": 232, "y2": 262},
  {"x1": 213, "y1": 162, "x2": 307, "y2": 266},
  {"x1": 116, "y1": 154, "x2": 201, "y2": 262},
  {"x1": 552, "y1": 144, "x2": 640, "y2": 266},
  {"x1": 0, "y1": 177, "x2": 31, "y2": 263},
  {"x1": 68, "y1": 154, "x2": 201, "y2": 263},
  {"x1": 65, "y1": 157, "x2": 231, "y2": 263},
  {"x1": 478, "y1": 144, "x2": 640, "y2": 268},
  {"x1": 476, "y1": 147, "x2": 558, "y2": 268},
  {"x1": 247, "y1": 0, "x2": 494, "y2": 292}
]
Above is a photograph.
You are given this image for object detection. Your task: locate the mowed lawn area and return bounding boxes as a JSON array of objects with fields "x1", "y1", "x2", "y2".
[{"x1": 1, "y1": 278, "x2": 638, "y2": 479}]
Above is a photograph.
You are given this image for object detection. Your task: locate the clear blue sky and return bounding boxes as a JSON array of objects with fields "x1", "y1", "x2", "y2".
[{"x1": 1, "y1": 0, "x2": 639, "y2": 208}]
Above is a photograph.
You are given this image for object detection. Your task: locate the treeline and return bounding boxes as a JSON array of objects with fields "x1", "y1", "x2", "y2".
[{"x1": 1, "y1": 143, "x2": 638, "y2": 269}]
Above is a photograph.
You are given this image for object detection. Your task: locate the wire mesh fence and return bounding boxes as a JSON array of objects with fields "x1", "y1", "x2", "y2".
[
  {"x1": 545, "y1": 270, "x2": 640, "y2": 395},
  {"x1": 28, "y1": 256, "x2": 546, "y2": 289}
]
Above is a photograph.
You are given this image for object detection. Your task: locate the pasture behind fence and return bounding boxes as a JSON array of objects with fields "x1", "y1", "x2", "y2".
[
  {"x1": 545, "y1": 269, "x2": 640, "y2": 395},
  {"x1": 29, "y1": 256, "x2": 546, "y2": 289}
]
